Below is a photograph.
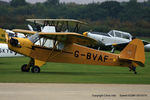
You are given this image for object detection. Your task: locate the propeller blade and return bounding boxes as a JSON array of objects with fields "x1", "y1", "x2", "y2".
[{"x1": 28, "y1": 24, "x2": 34, "y2": 31}]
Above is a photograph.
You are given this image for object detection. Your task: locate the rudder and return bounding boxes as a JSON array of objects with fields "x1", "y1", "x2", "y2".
[{"x1": 119, "y1": 39, "x2": 145, "y2": 67}]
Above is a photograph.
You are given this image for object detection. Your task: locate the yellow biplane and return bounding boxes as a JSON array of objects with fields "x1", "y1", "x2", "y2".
[{"x1": 1, "y1": 19, "x2": 145, "y2": 74}]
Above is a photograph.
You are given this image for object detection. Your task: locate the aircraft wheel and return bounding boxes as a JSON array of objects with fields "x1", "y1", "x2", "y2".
[
  {"x1": 31, "y1": 66, "x2": 40, "y2": 73},
  {"x1": 21, "y1": 64, "x2": 30, "y2": 72}
]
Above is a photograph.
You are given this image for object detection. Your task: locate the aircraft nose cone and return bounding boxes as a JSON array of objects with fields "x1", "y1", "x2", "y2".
[
  {"x1": 10, "y1": 38, "x2": 19, "y2": 47},
  {"x1": 145, "y1": 44, "x2": 150, "y2": 52}
]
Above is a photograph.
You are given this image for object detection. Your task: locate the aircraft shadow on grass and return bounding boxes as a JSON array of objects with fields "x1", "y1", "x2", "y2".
[{"x1": 41, "y1": 71, "x2": 134, "y2": 76}]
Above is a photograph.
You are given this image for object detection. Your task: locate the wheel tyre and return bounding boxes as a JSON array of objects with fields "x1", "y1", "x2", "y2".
[
  {"x1": 21, "y1": 64, "x2": 30, "y2": 72},
  {"x1": 31, "y1": 66, "x2": 40, "y2": 73}
]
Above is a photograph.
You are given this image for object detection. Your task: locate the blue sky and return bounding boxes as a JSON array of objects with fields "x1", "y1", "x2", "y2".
[{"x1": 1, "y1": 0, "x2": 148, "y2": 4}]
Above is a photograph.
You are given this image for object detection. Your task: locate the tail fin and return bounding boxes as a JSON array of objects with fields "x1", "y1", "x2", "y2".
[
  {"x1": 119, "y1": 39, "x2": 145, "y2": 67},
  {"x1": 0, "y1": 28, "x2": 8, "y2": 43}
]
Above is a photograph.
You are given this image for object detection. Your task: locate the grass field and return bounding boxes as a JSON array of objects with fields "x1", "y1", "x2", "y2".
[{"x1": 0, "y1": 51, "x2": 150, "y2": 84}]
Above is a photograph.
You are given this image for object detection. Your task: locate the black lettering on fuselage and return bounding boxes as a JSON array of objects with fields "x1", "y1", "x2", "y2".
[
  {"x1": 87, "y1": 53, "x2": 91, "y2": 59},
  {"x1": 87, "y1": 53, "x2": 98, "y2": 60},
  {"x1": 93, "y1": 54, "x2": 98, "y2": 60},
  {"x1": 74, "y1": 50, "x2": 79, "y2": 57},
  {"x1": 74, "y1": 50, "x2": 109, "y2": 62},
  {"x1": 98, "y1": 55, "x2": 103, "y2": 62},
  {"x1": 104, "y1": 55, "x2": 109, "y2": 62}
]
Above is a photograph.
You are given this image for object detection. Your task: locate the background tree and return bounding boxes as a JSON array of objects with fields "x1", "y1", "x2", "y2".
[
  {"x1": 44, "y1": 0, "x2": 59, "y2": 5},
  {"x1": 10, "y1": 0, "x2": 27, "y2": 7},
  {"x1": 0, "y1": 0, "x2": 150, "y2": 37},
  {"x1": 100, "y1": 1, "x2": 123, "y2": 18}
]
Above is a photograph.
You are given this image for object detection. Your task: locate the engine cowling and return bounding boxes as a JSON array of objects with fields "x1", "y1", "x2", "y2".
[{"x1": 10, "y1": 38, "x2": 19, "y2": 47}]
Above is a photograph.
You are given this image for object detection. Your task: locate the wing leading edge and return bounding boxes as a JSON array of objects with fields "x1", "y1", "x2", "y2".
[
  {"x1": 39, "y1": 32, "x2": 98, "y2": 46},
  {"x1": 12, "y1": 29, "x2": 98, "y2": 46}
]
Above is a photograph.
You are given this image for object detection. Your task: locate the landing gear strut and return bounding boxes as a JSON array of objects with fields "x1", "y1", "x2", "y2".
[{"x1": 129, "y1": 66, "x2": 137, "y2": 74}]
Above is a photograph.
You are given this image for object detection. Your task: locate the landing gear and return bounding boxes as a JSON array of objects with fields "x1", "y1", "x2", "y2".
[
  {"x1": 129, "y1": 66, "x2": 137, "y2": 74},
  {"x1": 31, "y1": 66, "x2": 40, "y2": 73},
  {"x1": 20, "y1": 58, "x2": 45, "y2": 73},
  {"x1": 21, "y1": 64, "x2": 40, "y2": 73},
  {"x1": 21, "y1": 64, "x2": 30, "y2": 72},
  {"x1": 111, "y1": 46, "x2": 115, "y2": 53}
]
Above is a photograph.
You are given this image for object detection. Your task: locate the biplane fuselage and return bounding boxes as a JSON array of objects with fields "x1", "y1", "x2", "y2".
[{"x1": 8, "y1": 37, "x2": 131, "y2": 68}]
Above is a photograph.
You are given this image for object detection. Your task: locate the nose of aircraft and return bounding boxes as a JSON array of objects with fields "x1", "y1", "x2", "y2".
[
  {"x1": 10, "y1": 38, "x2": 19, "y2": 47},
  {"x1": 9, "y1": 37, "x2": 33, "y2": 49},
  {"x1": 144, "y1": 44, "x2": 150, "y2": 52}
]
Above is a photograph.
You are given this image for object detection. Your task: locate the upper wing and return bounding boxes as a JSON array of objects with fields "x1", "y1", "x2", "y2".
[
  {"x1": 12, "y1": 29, "x2": 37, "y2": 35},
  {"x1": 26, "y1": 19, "x2": 87, "y2": 25},
  {"x1": 39, "y1": 32, "x2": 98, "y2": 46},
  {"x1": 12, "y1": 29, "x2": 98, "y2": 46}
]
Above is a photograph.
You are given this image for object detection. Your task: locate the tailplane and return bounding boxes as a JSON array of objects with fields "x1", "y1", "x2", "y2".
[{"x1": 119, "y1": 39, "x2": 145, "y2": 67}]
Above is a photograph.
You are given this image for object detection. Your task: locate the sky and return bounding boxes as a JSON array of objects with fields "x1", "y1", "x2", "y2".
[{"x1": 1, "y1": 0, "x2": 148, "y2": 4}]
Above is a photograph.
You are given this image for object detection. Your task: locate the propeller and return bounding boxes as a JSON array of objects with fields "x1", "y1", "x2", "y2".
[{"x1": 27, "y1": 24, "x2": 34, "y2": 31}]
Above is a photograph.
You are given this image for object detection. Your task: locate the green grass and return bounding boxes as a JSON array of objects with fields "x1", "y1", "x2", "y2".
[{"x1": 0, "y1": 51, "x2": 150, "y2": 84}]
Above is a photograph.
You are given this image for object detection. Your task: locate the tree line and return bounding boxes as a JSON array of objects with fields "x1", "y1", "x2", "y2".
[{"x1": 0, "y1": 0, "x2": 150, "y2": 37}]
